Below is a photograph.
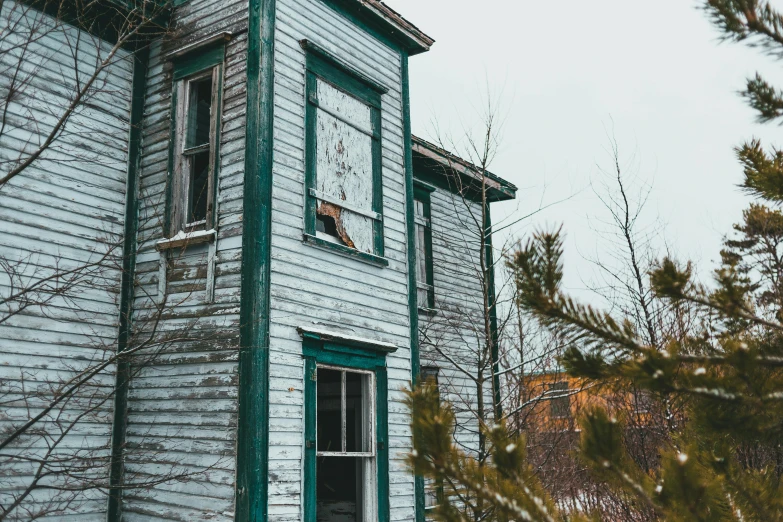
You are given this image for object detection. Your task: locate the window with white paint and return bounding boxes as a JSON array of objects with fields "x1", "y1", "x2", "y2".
[
  {"x1": 414, "y1": 184, "x2": 435, "y2": 309},
  {"x1": 304, "y1": 45, "x2": 385, "y2": 257},
  {"x1": 171, "y1": 60, "x2": 222, "y2": 234},
  {"x1": 316, "y1": 366, "x2": 376, "y2": 521}
]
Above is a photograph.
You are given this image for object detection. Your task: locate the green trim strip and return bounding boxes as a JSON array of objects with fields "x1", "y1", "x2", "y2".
[
  {"x1": 300, "y1": 39, "x2": 389, "y2": 95},
  {"x1": 172, "y1": 44, "x2": 225, "y2": 80},
  {"x1": 235, "y1": 0, "x2": 275, "y2": 519},
  {"x1": 301, "y1": 337, "x2": 391, "y2": 522},
  {"x1": 302, "y1": 234, "x2": 389, "y2": 267},
  {"x1": 485, "y1": 201, "x2": 502, "y2": 421},
  {"x1": 108, "y1": 44, "x2": 149, "y2": 521},
  {"x1": 400, "y1": 51, "x2": 426, "y2": 522}
]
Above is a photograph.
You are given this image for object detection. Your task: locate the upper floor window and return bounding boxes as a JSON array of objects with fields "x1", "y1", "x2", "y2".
[
  {"x1": 302, "y1": 42, "x2": 386, "y2": 258},
  {"x1": 414, "y1": 183, "x2": 435, "y2": 309},
  {"x1": 548, "y1": 381, "x2": 571, "y2": 419},
  {"x1": 168, "y1": 46, "x2": 224, "y2": 236}
]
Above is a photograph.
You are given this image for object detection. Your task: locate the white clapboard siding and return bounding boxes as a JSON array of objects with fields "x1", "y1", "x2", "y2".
[
  {"x1": 120, "y1": 0, "x2": 248, "y2": 514},
  {"x1": 269, "y1": 1, "x2": 414, "y2": 520},
  {"x1": 0, "y1": 0, "x2": 133, "y2": 519},
  {"x1": 419, "y1": 189, "x2": 489, "y2": 459}
]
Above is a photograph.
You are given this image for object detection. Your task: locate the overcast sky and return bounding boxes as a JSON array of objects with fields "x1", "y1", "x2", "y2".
[{"x1": 388, "y1": 0, "x2": 783, "y2": 295}]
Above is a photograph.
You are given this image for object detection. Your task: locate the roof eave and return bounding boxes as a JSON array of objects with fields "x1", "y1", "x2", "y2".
[
  {"x1": 411, "y1": 137, "x2": 517, "y2": 202},
  {"x1": 333, "y1": 0, "x2": 435, "y2": 55}
]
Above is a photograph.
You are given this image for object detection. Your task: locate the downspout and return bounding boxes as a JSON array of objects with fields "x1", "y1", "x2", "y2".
[{"x1": 107, "y1": 44, "x2": 149, "y2": 521}]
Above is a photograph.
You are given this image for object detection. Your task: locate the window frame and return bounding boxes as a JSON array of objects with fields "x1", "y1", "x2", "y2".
[
  {"x1": 165, "y1": 45, "x2": 224, "y2": 238},
  {"x1": 420, "y1": 366, "x2": 443, "y2": 513},
  {"x1": 303, "y1": 44, "x2": 386, "y2": 261},
  {"x1": 414, "y1": 182, "x2": 435, "y2": 310},
  {"x1": 302, "y1": 331, "x2": 393, "y2": 522},
  {"x1": 548, "y1": 381, "x2": 571, "y2": 420}
]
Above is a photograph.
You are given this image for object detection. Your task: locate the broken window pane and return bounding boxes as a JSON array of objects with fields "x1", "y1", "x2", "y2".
[
  {"x1": 317, "y1": 368, "x2": 342, "y2": 453},
  {"x1": 189, "y1": 150, "x2": 210, "y2": 224},
  {"x1": 186, "y1": 76, "x2": 213, "y2": 148},
  {"x1": 315, "y1": 78, "x2": 374, "y2": 252}
]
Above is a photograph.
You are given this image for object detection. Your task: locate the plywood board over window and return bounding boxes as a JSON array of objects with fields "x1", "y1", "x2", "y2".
[{"x1": 301, "y1": 40, "x2": 387, "y2": 264}]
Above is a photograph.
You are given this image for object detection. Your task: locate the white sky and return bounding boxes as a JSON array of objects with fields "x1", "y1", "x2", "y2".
[{"x1": 388, "y1": 0, "x2": 783, "y2": 295}]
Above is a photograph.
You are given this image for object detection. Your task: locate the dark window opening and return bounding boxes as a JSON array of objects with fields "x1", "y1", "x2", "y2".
[
  {"x1": 315, "y1": 366, "x2": 374, "y2": 521},
  {"x1": 316, "y1": 214, "x2": 346, "y2": 244},
  {"x1": 549, "y1": 381, "x2": 570, "y2": 419},
  {"x1": 188, "y1": 151, "x2": 210, "y2": 225},
  {"x1": 186, "y1": 76, "x2": 213, "y2": 148},
  {"x1": 317, "y1": 456, "x2": 359, "y2": 522}
]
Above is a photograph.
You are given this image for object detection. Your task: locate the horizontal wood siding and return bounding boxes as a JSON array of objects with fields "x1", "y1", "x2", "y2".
[
  {"x1": 0, "y1": 1, "x2": 133, "y2": 518},
  {"x1": 270, "y1": 2, "x2": 413, "y2": 520},
  {"x1": 419, "y1": 190, "x2": 487, "y2": 460},
  {"x1": 121, "y1": 1, "x2": 248, "y2": 518}
]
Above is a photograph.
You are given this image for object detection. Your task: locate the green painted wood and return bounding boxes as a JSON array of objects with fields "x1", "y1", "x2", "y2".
[
  {"x1": 301, "y1": 337, "x2": 390, "y2": 522},
  {"x1": 485, "y1": 201, "x2": 502, "y2": 421},
  {"x1": 172, "y1": 44, "x2": 225, "y2": 80},
  {"x1": 372, "y1": 105, "x2": 384, "y2": 257},
  {"x1": 302, "y1": 46, "x2": 385, "y2": 258},
  {"x1": 235, "y1": 0, "x2": 275, "y2": 518},
  {"x1": 107, "y1": 44, "x2": 149, "y2": 521},
  {"x1": 376, "y1": 367, "x2": 390, "y2": 522},
  {"x1": 300, "y1": 39, "x2": 389, "y2": 95},
  {"x1": 303, "y1": 356, "x2": 317, "y2": 521},
  {"x1": 401, "y1": 51, "x2": 426, "y2": 522},
  {"x1": 302, "y1": 234, "x2": 389, "y2": 267},
  {"x1": 319, "y1": 0, "x2": 428, "y2": 56}
]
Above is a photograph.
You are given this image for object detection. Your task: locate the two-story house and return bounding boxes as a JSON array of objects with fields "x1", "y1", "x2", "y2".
[{"x1": 0, "y1": 0, "x2": 516, "y2": 520}]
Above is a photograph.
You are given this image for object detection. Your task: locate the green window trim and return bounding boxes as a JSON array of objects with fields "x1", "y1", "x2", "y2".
[
  {"x1": 302, "y1": 42, "x2": 386, "y2": 259},
  {"x1": 164, "y1": 42, "x2": 226, "y2": 236},
  {"x1": 413, "y1": 182, "x2": 435, "y2": 310},
  {"x1": 300, "y1": 328, "x2": 395, "y2": 522}
]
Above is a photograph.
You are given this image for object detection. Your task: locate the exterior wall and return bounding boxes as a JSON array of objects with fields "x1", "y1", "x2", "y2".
[
  {"x1": 418, "y1": 188, "x2": 488, "y2": 457},
  {"x1": 268, "y1": 1, "x2": 414, "y2": 520},
  {"x1": 121, "y1": 1, "x2": 248, "y2": 518},
  {"x1": 0, "y1": 1, "x2": 134, "y2": 518}
]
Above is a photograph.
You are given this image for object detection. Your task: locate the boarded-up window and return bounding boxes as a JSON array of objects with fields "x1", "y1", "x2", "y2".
[{"x1": 304, "y1": 46, "x2": 385, "y2": 257}]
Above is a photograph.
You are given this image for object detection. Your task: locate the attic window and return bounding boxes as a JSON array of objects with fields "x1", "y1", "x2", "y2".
[{"x1": 303, "y1": 46, "x2": 385, "y2": 257}]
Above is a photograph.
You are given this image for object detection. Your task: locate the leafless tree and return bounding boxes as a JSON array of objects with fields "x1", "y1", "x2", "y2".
[{"x1": 0, "y1": 0, "x2": 228, "y2": 518}]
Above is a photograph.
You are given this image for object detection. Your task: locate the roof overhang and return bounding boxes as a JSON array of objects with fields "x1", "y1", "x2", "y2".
[
  {"x1": 411, "y1": 136, "x2": 517, "y2": 203},
  {"x1": 326, "y1": 0, "x2": 434, "y2": 55}
]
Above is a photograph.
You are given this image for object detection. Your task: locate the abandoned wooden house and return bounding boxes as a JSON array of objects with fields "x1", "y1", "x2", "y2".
[{"x1": 0, "y1": 0, "x2": 517, "y2": 520}]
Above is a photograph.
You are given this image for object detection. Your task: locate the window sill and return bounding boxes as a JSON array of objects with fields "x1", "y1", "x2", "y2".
[
  {"x1": 302, "y1": 233, "x2": 388, "y2": 267},
  {"x1": 156, "y1": 229, "x2": 216, "y2": 251},
  {"x1": 418, "y1": 307, "x2": 437, "y2": 317}
]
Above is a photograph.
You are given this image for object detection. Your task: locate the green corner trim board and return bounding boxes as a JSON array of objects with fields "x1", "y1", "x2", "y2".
[{"x1": 235, "y1": 0, "x2": 275, "y2": 519}]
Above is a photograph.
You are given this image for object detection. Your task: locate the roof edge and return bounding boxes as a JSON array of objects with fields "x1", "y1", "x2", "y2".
[
  {"x1": 333, "y1": 0, "x2": 435, "y2": 55},
  {"x1": 411, "y1": 135, "x2": 517, "y2": 202}
]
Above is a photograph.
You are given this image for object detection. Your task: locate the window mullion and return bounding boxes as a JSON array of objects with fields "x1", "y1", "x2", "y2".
[{"x1": 341, "y1": 370, "x2": 346, "y2": 453}]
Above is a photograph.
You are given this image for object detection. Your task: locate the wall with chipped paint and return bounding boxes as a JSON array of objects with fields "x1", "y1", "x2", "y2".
[
  {"x1": 0, "y1": 1, "x2": 133, "y2": 518},
  {"x1": 120, "y1": 0, "x2": 248, "y2": 518},
  {"x1": 419, "y1": 189, "x2": 489, "y2": 462},
  {"x1": 269, "y1": 1, "x2": 414, "y2": 519}
]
